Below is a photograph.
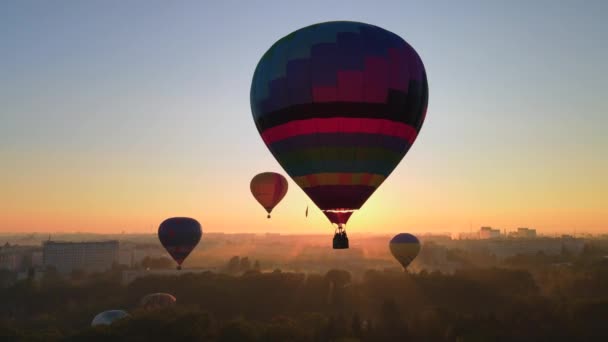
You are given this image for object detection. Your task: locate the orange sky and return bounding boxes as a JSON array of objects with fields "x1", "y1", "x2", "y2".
[
  {"x1": 1, "y1": 2, "x2": 607, "y2": 235},
  {"x1": 1, "y1": 143, "x2": 606, "y2": 235}
]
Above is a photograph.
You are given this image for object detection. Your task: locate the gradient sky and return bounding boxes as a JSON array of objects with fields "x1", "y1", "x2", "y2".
[{"x1": 1, "y1": 1, "x2": 606, "y2": 235}]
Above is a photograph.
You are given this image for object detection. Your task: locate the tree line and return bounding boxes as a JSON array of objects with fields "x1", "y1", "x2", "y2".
[{"x1": 1, "y1": 242, "x2": 608, "y2": 341}]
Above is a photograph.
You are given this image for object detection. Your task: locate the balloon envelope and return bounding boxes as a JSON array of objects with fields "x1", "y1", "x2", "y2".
[
  {"x1": 250, "y1": 172, "x2": 288, "y2": 217},
  {"x1": 250, "y1": 21, "x2": 428, "y2": 226},
  {"x1": 389, "y1": 233, "x2": 420, "y2": 269},
  {"x1": 91, "y1": 310, "x2": 129, "y2": 327},
  {"x1": 141, "y1": 292, "x2": 176, "y2": 311},
  {"x1": 158, "y1": 217, "x2": 202, "y2": 267}
]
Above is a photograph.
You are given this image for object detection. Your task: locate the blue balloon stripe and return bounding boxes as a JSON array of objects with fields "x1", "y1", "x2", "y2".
[{"x1": 390, "y1": 233, "x2": 419, "y2": 244}]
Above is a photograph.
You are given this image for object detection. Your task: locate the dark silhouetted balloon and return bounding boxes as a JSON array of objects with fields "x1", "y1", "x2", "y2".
[
  {"x1": 389, "y1": 233, "x2": 420, "y2": 269},
  {"x1": 158, "y1": 217, "x2": 202, "y2": 270},
  {"x1": 91, "y1": 310, "x2": 129, "y2": 327},
  {"x1": 250, "y1": 172, "x2": 288, "y2": 218},
  {"x1": 141, "y1": 292, "x2": 176, "y2": 311},
  {"x1": 251, "y1": 21, "x2": 428, "y2": 243}
]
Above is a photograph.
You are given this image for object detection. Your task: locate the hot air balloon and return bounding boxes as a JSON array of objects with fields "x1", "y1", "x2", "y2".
[
  {"x1": 91, "y1": 310, "x2": 129, "y2": 327},
  {"x1": 250, "y1": 21, "x2": 428, "y2": 249},
  {"x1": 250, "y1": 172, "x2": 288, "y2": 218},
  {"x1": 389, "y1": 233, "x2": 420, "y2": 270},
  {"x1": 141, "y1": 292, "x2": 176, "y2": 311},
  {"x1": 158, "y1": 217, "x2": 202, "y2": 270}
]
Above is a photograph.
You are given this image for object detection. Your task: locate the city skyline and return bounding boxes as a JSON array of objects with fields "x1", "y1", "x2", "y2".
[{"x1": 1, "y1": 1, "x2": 607, "y2": 235}]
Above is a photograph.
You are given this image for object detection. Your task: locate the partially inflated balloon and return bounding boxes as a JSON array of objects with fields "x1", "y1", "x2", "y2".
[
  {"x1": 389, "y1": 233, "x2": 420, "y2": 269},
  {"x1": 141, "y1": 293, "x2": 176, "y2": 311},
  {"x1": 91, "y1": 310, "x2": 129, "y2": 326},
  {"x1": 158, "y1": 217, "x2": 202, "y2": 270},
  {"x1": 250, "y1": 172, "x2": 288, "y2": 218},
  {"x1": 251, "y1": 21, "x2": 428, "y2": 230}
]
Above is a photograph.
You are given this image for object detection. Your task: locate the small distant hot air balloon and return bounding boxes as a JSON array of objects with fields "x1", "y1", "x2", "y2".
[
  {"x1": 158, "y1": 217, "x2": 202, "y2": 270},
  {"x1": 250, "y1": 21, "x2": 428, "y2": 249},
  {"x1": 141, "y1": 293, "x2": 176, "y2": 311},
  {"x1": 91, "y1": 310, "x2": 129, "y2": 327},
  {"x1": 389, "y1": 233, "x2": 421, "y2": 270},
  {"x1": 250, "y1": 172, "x2": 288, "y2": 218}
]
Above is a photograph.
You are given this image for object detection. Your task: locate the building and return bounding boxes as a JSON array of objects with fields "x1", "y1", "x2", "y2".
[
  {"x1": 479, "y1": 227, "x2": 501, "y2": 239},
  {"x1": 132, "y1": 245, "x2": 168, "y2": 266},
  {"x1": 450, "y1": 237, "x2": 585, "y2": 259},
  {"x1": 458, "y1": 232, "x2": 479, "y2": 240},
  {"x1": 116, "y1": 242, "x2": 138, "y2": 267},
  {"x1": 514, "y1": 228, "x2": 537, "y2": 238},
  {"x1": 419, "y1": 234, "x2": 453, "y2": 243},
  {"x1": 31, "y1": 250, "x2": 43, "y2": 267},
  {"x1": 43, "y1": 240, "x2": 118, "y2": 273},
  {"x1": 0, "y1": 243, "x2": 41, "y2": 271},
  {"x1": 508, "y1": 228, "x2": 537, "y2": 238}
]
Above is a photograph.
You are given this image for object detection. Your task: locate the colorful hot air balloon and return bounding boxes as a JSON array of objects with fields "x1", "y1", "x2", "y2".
[
  {"x1": 158, "y1": 217, "x2": 202, "y2": 270},
  {"x1": 141, "y1": 293, "x2": 176, "y2": 311},
  {"x1": 389, "y1": 233, "x2": 421, "y2": 270},
  {"x1": 250, "y1": 21, "x2": 428, "y2": 248},
  {"x1": 91, "y1": 310, "x2": 129, "y2": 327},
  {"x1": 250, "y1": 172, "x2": 288, "y2": 218}
]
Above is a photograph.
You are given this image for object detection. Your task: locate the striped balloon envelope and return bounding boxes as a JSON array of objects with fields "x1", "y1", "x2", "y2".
[
  {"x1": 250, "y1": 21, "x2": 428, "y2": 232},
  {"x1": 91, "y1": 310, "x2": 129, "y2": 327},
  {"x1": 250, "y1": 172, "x2": 288, "y2": 218},
  {"x1": 158, "y1": 217, "x2": 202, "y2": 270},
  {"x1": 389, "y1": 233, "x2": 421, "y2": 270},
  {"x1": 141, "y1": 293, "x2": 176, "y2": 311}
]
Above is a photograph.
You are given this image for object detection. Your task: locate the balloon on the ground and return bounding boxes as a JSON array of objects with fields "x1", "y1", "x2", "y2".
[
  {"x1": 141, "y1": 292, "x2": 176, "y2": 311},
  {"x1": 250, "y1": 21, "x2": 428, "y2": 246},
  {"x1": 91, "y1": 310, "x2": 129, "y2": 327},
  {"x1": 158, "y1": 217, "x2": 202, "y2": 270},
  {"x1": 389, "y1": 233, "x2": 421, "y2": 269},
  {"x1": 250, "y1": 172, "x2": 288, "y2": 218}
]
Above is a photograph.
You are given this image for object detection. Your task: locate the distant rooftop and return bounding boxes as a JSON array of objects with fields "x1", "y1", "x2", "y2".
[{"x1": 43, "y1": 240, "x2": 119, "y2": 245}]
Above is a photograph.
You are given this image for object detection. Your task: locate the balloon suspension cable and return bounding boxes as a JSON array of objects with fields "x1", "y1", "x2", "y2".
[{"x1": 335, "y1": 223, "x2": 345, "y2": 234}]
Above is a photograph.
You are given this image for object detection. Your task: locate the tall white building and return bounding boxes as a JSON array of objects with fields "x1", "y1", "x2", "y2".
[{"x1": 43, "y1": 241, "x2": 118, "y2": 273}]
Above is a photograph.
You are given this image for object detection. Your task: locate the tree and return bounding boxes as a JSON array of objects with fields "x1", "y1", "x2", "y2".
[
  {"x1": 379, "y1": 299, "x2": 408, "y2": 340},
  {"x1": 351, "y1": 313, "x2": 362, "y2": 338},
  {"x1": 141, "y1": 256, "x2": 173, "y2": 269},
  {"x1": 227, "y1": 256, "x2": 240, "y2": 274},
  {"x1": 70, "y1": 269, "x2": 86, "y2": 281},
  {"x1": 240, "y1": 257, "x2": 251, "y2": 272},
  {"x1": 0, "y1": 269, "x2": 17, "y2": 288},
  {"x1": 219, "y1": 319, "x2": 258, "y2": 342},
  {"x1": 325, "y1": 269, "x2": 351, "y2": 288},
  {"x1": 263, "y1": 316, "x2": 308, "y2": 342},
  {"x1": 20, "y1": 254, "x2": 32, "y2": 271},
  {"x1": 325, "y1": 269, "x2": 351, "y2": 307}
]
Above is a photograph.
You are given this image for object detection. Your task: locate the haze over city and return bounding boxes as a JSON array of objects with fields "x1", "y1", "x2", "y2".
[
  {"x1": 1, "y1": 1, "x2": 606, "y2": 235},
  {"x1": 2, "y1": 2, "x2": 608, "y2": 341}
]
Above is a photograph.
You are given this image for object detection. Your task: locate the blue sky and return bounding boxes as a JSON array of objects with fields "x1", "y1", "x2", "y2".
[{"x1": 1, "y1": 1, "x2": 606, "y2": 233}]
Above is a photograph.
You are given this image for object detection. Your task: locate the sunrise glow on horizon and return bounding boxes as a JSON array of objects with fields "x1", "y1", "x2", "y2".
[{"x1": 1, "y1": 1, "x2": 606, "y2": 235}]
